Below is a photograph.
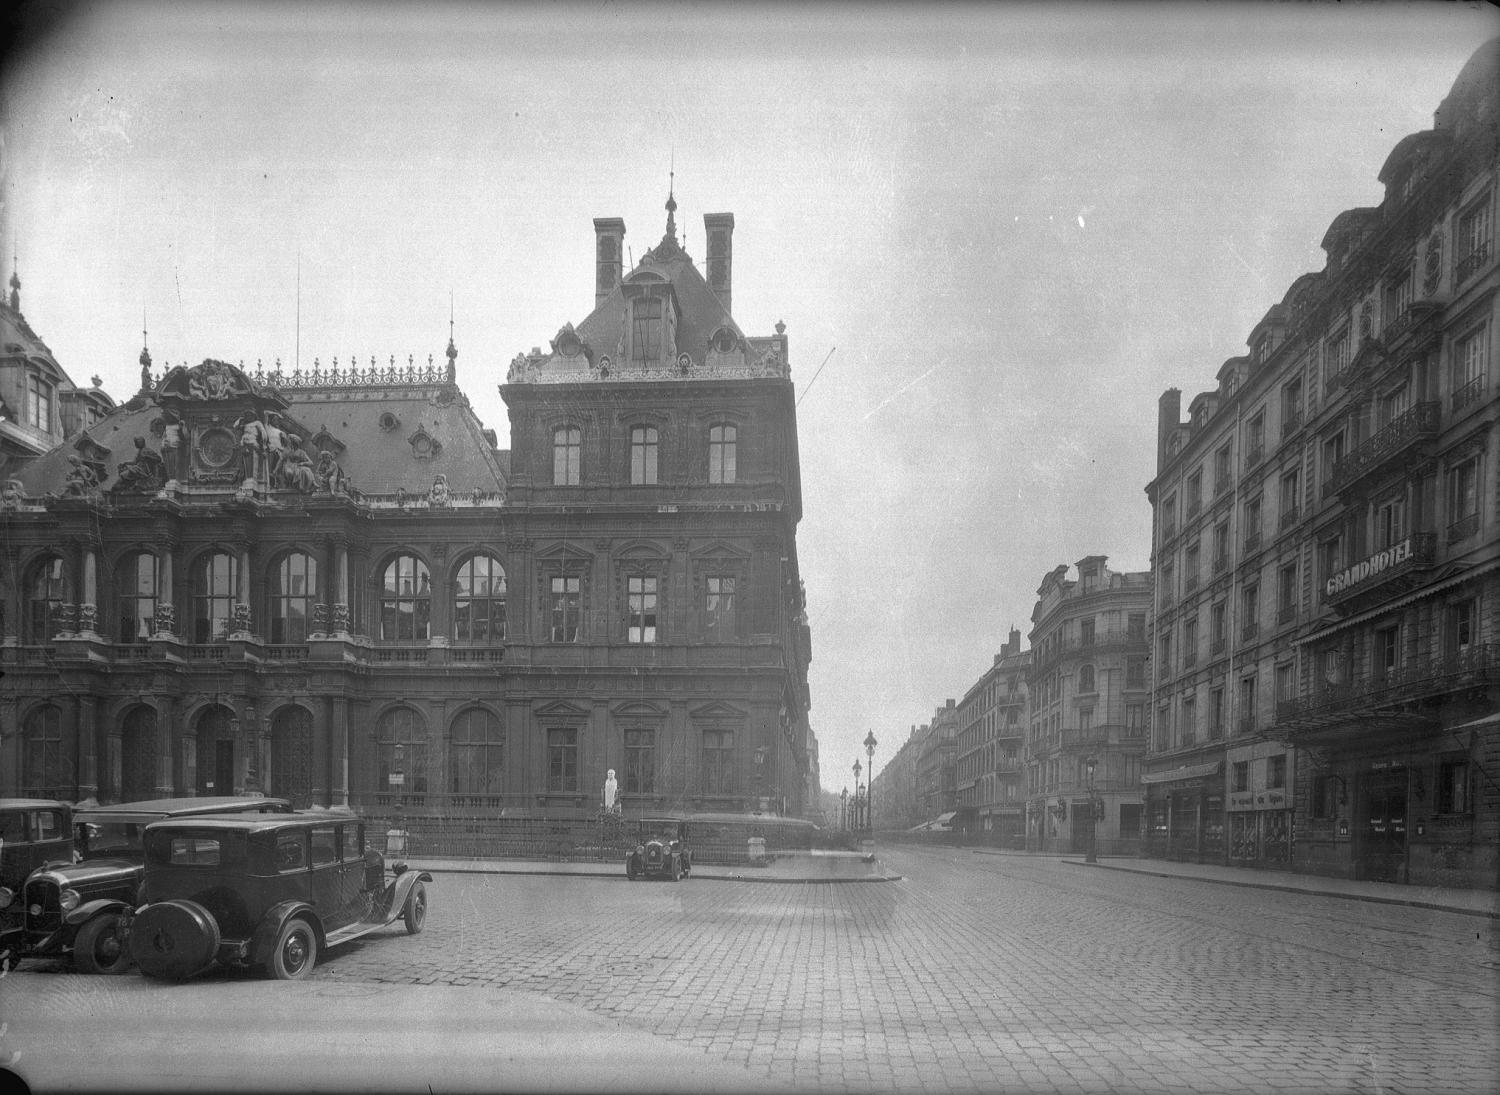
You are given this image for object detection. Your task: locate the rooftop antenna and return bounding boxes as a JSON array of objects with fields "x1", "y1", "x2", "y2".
[{"x1": 295, "y1": 249, "x2": 301, "y2": 372}]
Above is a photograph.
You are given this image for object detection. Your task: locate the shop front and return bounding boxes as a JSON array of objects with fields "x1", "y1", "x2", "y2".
[
  {"x1": 1140, "y1": 762, "x2": 1223, "y2": 863},
  {"x1": 1225, "y1": 743, "x2": 1295, "y2": 868}
]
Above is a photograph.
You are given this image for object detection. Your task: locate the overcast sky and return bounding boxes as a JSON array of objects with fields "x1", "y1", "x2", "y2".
[{"x1": 2, "y1": 1, "x2": 1496, "y2": 799}]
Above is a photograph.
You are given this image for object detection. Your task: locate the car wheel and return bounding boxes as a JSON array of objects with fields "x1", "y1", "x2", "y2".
[
  {"x1": 74, "y1": 913, "x2": 132, "y2": 975},
  {"x1": 130, "y1": 900, "x2": 221, "y2": 980},
  {"x1": 402, "y1": 882, "x2": 427, "y2": 935},
  {"x1": 268, "y1": 917, "x2": 317, "y2": 980}
]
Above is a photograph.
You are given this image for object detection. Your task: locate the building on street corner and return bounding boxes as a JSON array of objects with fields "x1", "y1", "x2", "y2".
[
  {"x1": 954, "y1": 627, "x2": 1029, "y2": 846},
  {"x1": 1148, "y1": 40, "x2": 1499, "y2": 888},
  {"x1": 1025, "y1": 557, "x2": 1151, "y2": 855},
  {"x1": 1, "y1": 192, "x2": 818, "y2": 827}
]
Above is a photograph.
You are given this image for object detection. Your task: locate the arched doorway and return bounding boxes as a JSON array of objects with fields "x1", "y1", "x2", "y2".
[
  {"x1": 196, "y1": 705, "x2": 238, "y2": 796},
  {"x1": 271, "y1": 705, "x2": 314, "y2": 807},
  {"x1": 121, "y1": 706, "x2": 158, "y2": 801}
]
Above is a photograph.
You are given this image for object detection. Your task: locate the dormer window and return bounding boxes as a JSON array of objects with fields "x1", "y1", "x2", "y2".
[
  {"x1": 26, "y1": 372, "x2": 52, "y2": 430},
  {"x1": 632, "y1": 297, "x2": 663, "y2": 361}
]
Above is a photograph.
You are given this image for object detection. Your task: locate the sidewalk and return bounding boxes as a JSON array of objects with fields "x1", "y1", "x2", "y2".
[
  {"x1": 971, "y1": 847, "x2": 1499, "y2": 918},
  {"x1": 411, "y1": 848, "x2": 902, "y2": 884}
]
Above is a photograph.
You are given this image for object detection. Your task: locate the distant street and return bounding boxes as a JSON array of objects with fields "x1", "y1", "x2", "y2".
[{"x1": 6, "y1": 848, "x2": 1497, "y2": 1093}]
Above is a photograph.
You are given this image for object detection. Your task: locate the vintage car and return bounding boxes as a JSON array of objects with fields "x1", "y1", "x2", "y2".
[
  {"x1": 0, "y1": 799, "x2": 74, "y2": 957},
  {"x1": 15, "y1": 796, "x2": 291, "y2": 974},
  {"x1": 128, "y1": 812, "x2": 431, "y2": 980},
  {"x1": 625, "y1": 817, "x2": 691, "y2": 881}
]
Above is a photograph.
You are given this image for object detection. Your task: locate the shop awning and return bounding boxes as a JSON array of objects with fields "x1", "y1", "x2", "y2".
[
  {"x1": 907, "y1": 811, "x2": 957, "y2": 832},
  {"x1": 1141, "y1": 762, "x2": 1223, "y2": 785}
]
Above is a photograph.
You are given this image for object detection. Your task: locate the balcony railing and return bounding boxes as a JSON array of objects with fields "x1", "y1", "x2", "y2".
[
  {"x1": 1243, "y1": 444, "x2": 1264, "y2": 472},
  {"x1": 1236, "y1": 715, "x2": 1258, "y2": 736},
  {"x1": 1279, "y1": 505, "x2": 1300, "y2": 532},
  {"x1": 1455, "y1": 242, "x2": 1490, "y2": 286},
  {"x1": 1186, "y1": 496, "x2": 1203, "y2": 517},
  {"x1": 1206, "y1": 723, "x2": 1224, "y2": 742},
  {"x1": 1329, "y1": 402, "x2": 1441, "y2": 493},
  {"x1": 1243, "y1": 530, "x2": 1262, "y2": 554},
  {"x1": 1183, "y1": 649, "x2": 1198, "y2": 668},
  {"x1": 1277, "y1": 644, "x2": 1500, "y2": 727},
  {"x1": 1381, "y1": 306, "x2": 1415, "y2": 343},
  {"x1": 1276, "y1": 603, "x2": 1297, "y2": 625},
  {"x1": 1211, "y1": 636, "x2": 1227, "y2": 656},
  {"x1": 1281, "y1": 409, "x2": 1302, "y2": 438},
  {"x1": 1323, "y1": 533, "x2": 1437, "y2": 606},
  {"x1": 1212, "y1": 553, "x2": 1230, "y2": 576},
  {"x1": 1453, "y1": 376, "x2": 1486, "y2": 414},
  {"x1": 1241, "y1": 621, "x2": 1260, "y2": 642},
  {"x1": 1447, "y1": 513, "x2": 1480, "y2": 544},
  {"x1": 1060, "y1": 724, "x2": 1131, "y2": 748},
  {"x1": 1185, "y1": 573, "x2": 1200, "y2": 594},
  {"x1": 1214, "y1": 476, "x2": 1233, "y2": 497}
]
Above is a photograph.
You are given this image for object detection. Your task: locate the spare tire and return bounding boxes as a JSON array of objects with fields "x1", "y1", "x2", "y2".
[{"x1": 130, "y1": 900, "x2": 221, "y2": 980}]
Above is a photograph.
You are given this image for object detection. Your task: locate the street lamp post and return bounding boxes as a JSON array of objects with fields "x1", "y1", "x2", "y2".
[
  {"x1": 840, "y1": 786, "x2": 849, "y2": 831},
  {"x1": 1085, "y1": 754, "x2": 1098, "y2": 864},
  {"x1": 852, "y1": 759, "x2": 862, "y2": 830},
  {"x1": 863, "y1": 731, "x2": 878, "y2": 833}
]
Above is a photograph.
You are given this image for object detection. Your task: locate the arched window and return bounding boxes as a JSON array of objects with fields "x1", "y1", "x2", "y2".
[
  {"x1": 449, "y1": 707, "x2": 504, "y2": 797},
  {"x1": 553, "y1": 426, "x2": 581, "y2": 485},
  {"x1": 270, "y1": 552, "x2": 319, "y2": 643},
  {"x1": 26, "y1": 555, "x2": 70, "y2": 643},
  {"x1": 708, "y1": 424, "x2": 737, "y2": 484},
  {"x1": 376, "y1": 706, "x2": 428, "y2": 795},
  {"x1": 454, "y1": 555, "x2": 506, "y2": 642},
  {"x1": 1078, "y1": 664, "x2": 1097, "y2": 693},
  {"x1": 629, "y1": 426, "x2": 659, "y2": 484},
  {"x1": 193, "y1": 551, "x2": 238, "y2": 643},
  {"x1": 22, "y1": 704, "x2": 71, "y2": 798},
  {"x1": 116, "y1": 552, "x2": 159, "y2": 642},
  {"x1": 380, "y1": 555, "x2": 430, "y2": 641}
]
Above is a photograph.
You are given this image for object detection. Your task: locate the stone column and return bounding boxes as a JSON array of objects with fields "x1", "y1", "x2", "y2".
[
  {"x1": 79, "y1": 546, "x2": 99, "y2": 635},
  {"x1": 76, "y1": 694, "x2": 99, "y2": 802},
  {"x1": 105, "y1": 729, "x2": 122, "y2": 804},
  {"x1": 232, "y1": 545, "x2": 253, "y2": 636},
  {"x1": 0, "y1": 694, "x2": 19, "y2": 794},
  {"x1": 154, "y1": 697, "x2": 176, "y2": 796},
  {"x1": 326, "y1": 695, "x2": 348, "y2": 806},
  {"x1": 155, "y1": 548, "x2": 177, "y2": 637}
]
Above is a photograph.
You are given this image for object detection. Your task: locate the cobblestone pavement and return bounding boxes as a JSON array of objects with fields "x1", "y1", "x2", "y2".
[{"x1": 289, "y1": 846, "x2": 1500, "y2": 1094}]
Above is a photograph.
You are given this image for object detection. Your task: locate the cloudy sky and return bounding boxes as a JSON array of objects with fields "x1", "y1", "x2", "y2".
[{"x1": 2, "y1": 1, "x2": 1495, "y2": 798}]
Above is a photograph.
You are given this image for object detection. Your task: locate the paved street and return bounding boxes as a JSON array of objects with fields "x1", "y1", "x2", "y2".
[{"x1": 6, "y1": 847, "x2": 1498, "y2": 1094}]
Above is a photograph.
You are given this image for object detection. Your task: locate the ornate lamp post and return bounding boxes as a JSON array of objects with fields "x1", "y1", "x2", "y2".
[
  {"x1": 863, "y1": 731, "x2": 878, "y2": 833},
  {"x1": 852, "y1": 759, "x2": 862, "y2": 830},
  {"x1": 840, "y1": 786, "x2": 849, "y2": 831},
  {"x1": 1085, "y1": 754, "x2": 1098, "y2": 864}
]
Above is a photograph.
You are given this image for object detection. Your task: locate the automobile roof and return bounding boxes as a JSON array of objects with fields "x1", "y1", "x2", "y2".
[
  {"x1": 144, "y1": 810, "x2": 359, "y2": 834},
  {"x1": 79, "y1": 796, "x2": 292, "y2": 818},
  {"x1": 0, "y1": 798, "x2": 71, "y2": 811}
]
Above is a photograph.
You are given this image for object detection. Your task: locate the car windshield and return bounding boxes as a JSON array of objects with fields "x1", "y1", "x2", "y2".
[{"x1": 77, "y1": 821, "x2": 146, "y2": 859}]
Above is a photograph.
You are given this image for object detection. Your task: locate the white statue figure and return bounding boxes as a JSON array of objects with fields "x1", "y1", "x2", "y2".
[{"x1": 603, "y1": 769, "x2": 618, "y2": 813}]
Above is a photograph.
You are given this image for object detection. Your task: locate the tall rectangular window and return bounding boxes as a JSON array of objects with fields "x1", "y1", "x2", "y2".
[
  {"x1": 1280, "y1": 468, "x2": 1300, "y2": 524},
  {"x1": 1125, "y1": 656, "x2": 1146, "y2": 690},
  {"x1": 550, "y1": 576, "x2": 580, "y2": 642},
  {"x1": 553, "y1": 426, "x2": 581, "y2": 485},
  {"x1": 1180, "y1": 695, "x2": 1195, "y2": 744},
  {"x1": 546, "y1": 728, "x2": 577, "y2": 792},
  {"x1": 26, "y1": 374, "x2": 52, "y2": 431},
  {"x1": 1215, "y1": 443, "x2": 1233, "y2": 494},
  {"x1": 1446, "y1": 457, "x2": 1479, "y2": 541},
  {"x1": 632, "y1": 297, "x2": 663, "y2": 361},
  {"x1": 630, "y1": 426, "x2": 659, "y2": 485},
  {"x1": 1266, "y1": 753, "x2": 1287, "y2": 790},
  {"x1": 1239, "y1": 676, "x2": 1257, "y2": 733},
  {"x1": 703, "y1": 729, "x2": 734, "y2": 794},
  {"x1": 1437, "y1": 756, "x2": 1471, "y2": 814},
  {"x1": 1246, "y1": 412, "x2": 1265, "y2": 463},
  {"x1": 1127, "y1": 613, "x2": 1146, "y2": 641},
  {"x1": 1456, "y1": 191, "x2": 1492, "y2": 284},
  {"x1": 1278, "y1": 563, "x2": 1297, "y2": 619},
  {"x1": 705, "y1": 575, "x2": 736, "y2": 642},
  {"x1": 1321, "y1": 430, "x2": 1346, "y2": 489},
  {"x1": 1385, "y1": 268, "x2": 1413, "y2": 326},
  {"x1": 1208, "y1": 687, "x2": 1224, "y2": 739},
  {"x1": 1326, "y1": 326, "x2": 1351, "y2": 382},
  {"x1": 1210, "y1": 601, "x2": 1227, "y2": 651},
  {"x1": 1452, "y1": 324, "x2": 1488, "y2": 411},
  {"x1": 1186, "y1": 470, "x2": 1203, "y2": 513},
  {"x1": 1448, "y1": 600, "x2": 1476, "y2": 656},
  {"x1": 1281, "y1": 378, "x2": 1303, "y2": 434},
  {"x1": 1241, "y1": 583, "x2": 1260, "y2": 632},
  {"x1": 1375, "y1": 496, "x2": 1407, "y2": 550},
  {"x1": 1232, "y1": 761, "x2": 1249, "y2": 793},
  {"x1": 1275, "y1": 663, "x2": 1294, "y2": 706},
  {"x1": 1374, "y1": 625, "x2": 1400, "y2": 679},
  {"x1": 708, "y1": 424, "x2": 737, "y2": 484},
  {"x1": 627, "y1": 576, "x2": 658, "y2": 643},
  {"x1": 623, "y1": 729, "x2": 655, "y2": 795}
]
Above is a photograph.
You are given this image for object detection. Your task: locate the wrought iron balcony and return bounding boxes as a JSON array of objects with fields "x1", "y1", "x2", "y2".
[
  {"x1": 1243, "y1": 443, "x2": 1264, "y2": 472},
  {"x1": 1186, "y1": 496, "x2": 1203, "y2": 517},
  {"x1": 1452, "y1": 376, "x2": 1486, "y2": 414},
  {"x1": 1455, "y1": 242, "x2": 1490, "y2": 286},
  {"x1": 1214, "y1": 476, "x2": 1233, "y2": 497},
  {"x1": 1447, "y1": 513, "x2": 1480, "y2": 544},
  {"x1": 1210, "y1": 636, "x2": 1227, "y2": 656},
  {"x1": 1322, "y1": 533, "x2": 1436, "y2": 607},
  {"x1": 1276, "y1": 644, "x2": 1500, "y2": 733},
  {"x1": 1328, "y1": 402, "x2": 1440, "y2": 493},
  {"x1": 1276, "y1": 602, "x2": 1297, "y2": 625},
  {"x1": 1278, "y1": 504, "x2": 1300, "y2": 532},
  {"x1": 1243, "y1": 530, "x2": 1262, "y2": 554},
  {"x1": 1212, "y1": 553, "x2": 1230, "y2": 575},
  {"x1": 1241, "y1": 621, "x2": 1260, "y2": 642},
  {"x1": 1185, "y1": 572, "x2": 1200, "y2": 594},
  {"x1": 1281, "y1": 409, "x2": 1302, "y2": 439}
]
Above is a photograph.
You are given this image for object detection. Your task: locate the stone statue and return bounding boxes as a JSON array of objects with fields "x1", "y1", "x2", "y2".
[
  {"x1": 313, "y1": 449, "x2": 345, "y2": 493},
  {"x1": 160, "y1": 411, "x2": 187, "y2": 482},
  {"x1": 428, "y1": 474, "x2": 451, "y2": 508},
  {"x1": 115, "y1": 436, "x2": 166, "y2": 492},
  {"x1": 279, "y1": 437, "x2": 317, "y2": 491},
  {"x1": 603, "y1": 769, "x2": 619, "y2": 813},
  {"x1": 1, "y1": 478, "x2": 24, "y2": 510},
  {"x1": 62, "y1": 454, "x2": 100, "y2": 498}
]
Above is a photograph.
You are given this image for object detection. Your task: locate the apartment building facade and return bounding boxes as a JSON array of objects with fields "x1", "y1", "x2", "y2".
[{"x1": 954, "y1": 628, "x2": 1030, "y2": 845}]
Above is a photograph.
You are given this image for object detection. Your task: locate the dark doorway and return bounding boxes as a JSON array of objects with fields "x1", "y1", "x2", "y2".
[
  {"x1": 211, "y1": 740, "x2": 235, "y2": 795},
  {"x1": 1360, "y1": 766, "x2": 1408, "y2": 883}
]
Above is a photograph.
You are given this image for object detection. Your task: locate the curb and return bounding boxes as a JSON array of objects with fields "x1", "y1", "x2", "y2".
[
  {"x1": 413, "y1": 864, "x2": 903, "y2": 885},
  {"x1": 1066, "y1": 859, "x2": 1499, "y2": 920}
]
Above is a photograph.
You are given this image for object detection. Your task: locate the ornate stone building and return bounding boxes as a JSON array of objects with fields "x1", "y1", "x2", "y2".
[
  {"x1": 1, "y1": 194, "x2": 817, "y2": 827},
  {"x1": 1025, "y1": 557, "x2": 1151, "y2": 855},
  {"x1": 1147, "y1": 41, "x2": 1498, "y2": 888}
]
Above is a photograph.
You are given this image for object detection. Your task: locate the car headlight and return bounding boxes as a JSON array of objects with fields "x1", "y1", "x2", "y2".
[
  {"x1": 59, "y1": 889, "x2": 81, "y2": 912},
  {"x1": 0, "y1": 887, "x2": 12, "y2": 909}
]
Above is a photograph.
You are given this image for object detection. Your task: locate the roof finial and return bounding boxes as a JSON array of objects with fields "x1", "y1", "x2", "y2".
[
  {"x1": 445, "y1": 290, "x2": 457, "y2": 380},
  {"x1": 8, "y1": 248, "x2": 20, "y2": 311},
  {"x1": 665, "y1": 158, "x2": 677, "y2": 240},
  {"x1": 139, "y1": 308, "x2": 153, "y2": 390}
]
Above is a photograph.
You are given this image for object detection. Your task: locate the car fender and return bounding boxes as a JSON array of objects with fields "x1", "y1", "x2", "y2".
[
  {"x1": 63, "y1": 898, "x2": 133, "y2": 928},
  {"x1": 250, "y1": 900, "x2": 325, "y2": 967},
  {"x1": 380, "y1": 870, "x2": 433, "y2": 924}
]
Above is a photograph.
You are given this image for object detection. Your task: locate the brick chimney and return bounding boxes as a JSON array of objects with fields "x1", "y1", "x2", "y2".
[
  {"x1": 704, "y1": 212, "x2": 734, "y2": 313},
  {"x1": 594, "y1": 218, "x2": 625, "y2": 309}
]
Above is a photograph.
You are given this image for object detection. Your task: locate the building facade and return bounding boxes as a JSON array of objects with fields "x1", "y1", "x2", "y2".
[
  {"x1": 1, "y1": 196, "x2": 818, "y2": 827},
  {"x1": 1148, "y1": 42, "x2": 1499, "y2": 888},
  {"x1": 1025, "y1": 557, "x2": 1151, "y2": 855},
  {"x1": 954, "y1": 628, "x2": 1029, "y2": 845}
]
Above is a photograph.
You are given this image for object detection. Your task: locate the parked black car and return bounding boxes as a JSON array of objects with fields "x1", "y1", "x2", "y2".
[
  {"x1": 16, "y1": 796, "x2": 291, "y2": 974},
  {"x1": 129, "y1": 812, "x2": 431, "y2": 980},
  {"x1": 625, "y1": 817, "x2": 691, "y2": 881},
  {"x1": 0, "y1": 799, "x2": 73, "y2": 959}
]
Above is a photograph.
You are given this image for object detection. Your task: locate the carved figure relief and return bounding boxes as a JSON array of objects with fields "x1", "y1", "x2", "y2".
[{"x1": 113, "y1": 436, "x2": 167, "y2": 493}]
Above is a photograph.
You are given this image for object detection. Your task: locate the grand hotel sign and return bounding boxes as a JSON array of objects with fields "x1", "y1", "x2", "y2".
[{"x1": 1324, "y1": 534, "x2": 1434, "y2": 606}]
